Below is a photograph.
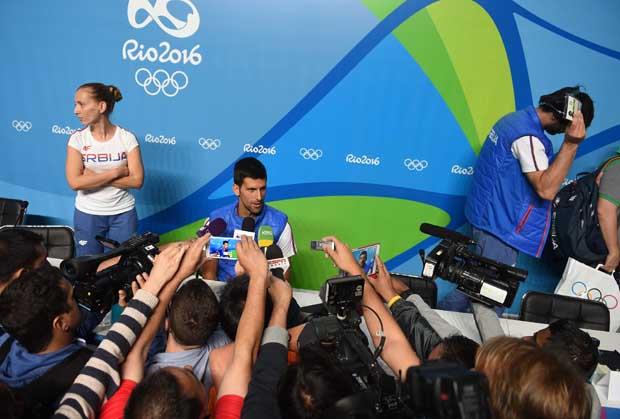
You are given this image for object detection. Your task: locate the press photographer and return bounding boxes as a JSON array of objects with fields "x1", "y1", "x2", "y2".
[{"x1": 282, "y1": 236, "x2": 489, "y2": 419}]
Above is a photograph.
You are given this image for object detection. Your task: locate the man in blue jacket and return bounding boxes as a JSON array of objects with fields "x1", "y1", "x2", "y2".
[
  {"x1": 439, "y1": 86, "x2": 594, "y2": 312},
  {"x1": 200, "y1": 157, "x2": 297, "y2": 282}
]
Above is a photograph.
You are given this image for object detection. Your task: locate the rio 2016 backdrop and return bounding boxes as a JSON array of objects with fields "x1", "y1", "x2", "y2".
[{"x1": 2, "y1": 0, "x2": 619, "y2": 312}]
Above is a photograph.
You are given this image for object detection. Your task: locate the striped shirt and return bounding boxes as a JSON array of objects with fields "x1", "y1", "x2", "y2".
[{"x1": 53, "y1": 289, "x2": 159, "y2": 419}]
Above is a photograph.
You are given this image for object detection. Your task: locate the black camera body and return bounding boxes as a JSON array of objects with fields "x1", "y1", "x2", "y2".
[
  {"x1": 421, "y1": 229, "x2": 527, "y2": 308},
  {"x1": 306, "y1": 276, "x2": 489, "y2": 418},
  {"x1": 60, "y1": 233, "x2": 160, "y2": 312}
]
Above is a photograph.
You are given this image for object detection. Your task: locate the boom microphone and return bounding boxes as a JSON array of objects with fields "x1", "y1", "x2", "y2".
[{"x1": 420, "y1": 223, "x2": 475, "y2": 245}]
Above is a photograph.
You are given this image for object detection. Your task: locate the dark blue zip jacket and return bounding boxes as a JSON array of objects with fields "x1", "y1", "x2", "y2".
[{"x1": 465, "y1": 106, "x2": 553, "y2": 257}]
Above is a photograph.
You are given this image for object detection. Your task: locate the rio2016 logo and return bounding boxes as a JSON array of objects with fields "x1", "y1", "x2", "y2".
[
  {"x1": 345, "y1": 154, "x2": 380, "y2": 166},
  {"x1": 127, "y1": 0, "x2": 199, "y2": 38},
  {"x1": 124, "y1": 0, "x2": 202, "y2": 98},
  {"x1": 451, "y1": 164, "x2": 474, "y2": 175}
]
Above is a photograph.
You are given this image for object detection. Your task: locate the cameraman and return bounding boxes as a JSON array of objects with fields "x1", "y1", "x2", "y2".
[
  {"x1": 0, "y1": 228, "x2": 110, "y2": 344},
  {"x1": 277, "y1": 237, "x2": 421, "y2": 418},
  {"x1": 369, "y1": 260, "x2": 479, "y2": 368},
  {"x1": 441, "y1": 87, "x2": 594, "y2": 312}
]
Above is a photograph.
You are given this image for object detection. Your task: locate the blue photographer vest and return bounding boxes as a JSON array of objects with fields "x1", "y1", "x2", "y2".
[
  {"x1": 465, "y1": 106, "x2": 554, "y2": 257},
  {"x1": 208, "y1": 202, "x2": 288, "y2": 280}
]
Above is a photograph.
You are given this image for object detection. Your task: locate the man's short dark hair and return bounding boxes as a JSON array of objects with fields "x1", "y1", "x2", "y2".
[
  {"x1": 234, "y1": 157, "x2": 267, "y2": 186},
  {"x1": 168, "y1": 279, "x2": 219, "y2": 346},
  {"x1": 543, "y1": 319, "x2": 599, "y2": 379},
  {"x1": 438, "y1": 335, "x2": 480, "y2": 369},
  {"x1": 0, "y1": 265, "x2": 71, "y2": 353},
  {"x1": 278, "y1": 344, "x2": 357, "y2": 419},
  {"x1": 220, "y1": 274, "x2": 303, "y2": 340},
  {"x1": 125, "y1": 369, "x2": 202, "y2": 419},
  {"x1": 539, "y1": 86, "x2": 594, "y2": 127},
  {"x1": 220, "y1": 274, "x2": 274, "y2": 340},
  {"x1": 0, "y1": 228, "x2": 45, "y2": 286}
]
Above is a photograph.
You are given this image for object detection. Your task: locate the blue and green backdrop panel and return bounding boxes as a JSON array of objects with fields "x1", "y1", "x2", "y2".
[{"x1": 2, "y1": 0, "x2": 619, "y2": 312}]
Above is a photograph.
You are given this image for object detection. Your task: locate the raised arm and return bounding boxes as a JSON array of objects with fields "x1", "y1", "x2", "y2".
[
  {"x1": 322, "y1": 236, "x2": 421, "y2": 379},
  {"x1": 121, "y1": 236, "x2": 209, "y2": 382},
  {"x1": 525, "y1": 111, "x2": 586, "y2": 200},
  {"x1": 240, "y1": 276, "x2": 291, "y2": 419},
  {"x1": 217, "y1": 235, "x2": 269, "y2": 400},
  {"x1": 53, "y1": 244, "x2": 188, "y2": 419}
]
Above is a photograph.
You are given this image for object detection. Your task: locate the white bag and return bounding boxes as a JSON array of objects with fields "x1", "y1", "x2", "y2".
[{"x1": 555, "y1": 257, "x2": 620, "y2": 332}]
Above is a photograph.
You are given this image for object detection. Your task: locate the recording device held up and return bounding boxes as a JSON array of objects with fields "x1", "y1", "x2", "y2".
[
  {"x1": 310, "y1": 239, "x2": 335, "y2": 251},
  {"x1": 303, "y1": 275, "x2": 489, "y2": 418},
  {"x1": 419, "y1": 223, "x2": 527, "y2": 308},
  {"x1": 60, "y1": 232, "x2": 160, "y2": 313},
  {"x1": 563, "y1": 94, "x2": 582, "y2": 121}
]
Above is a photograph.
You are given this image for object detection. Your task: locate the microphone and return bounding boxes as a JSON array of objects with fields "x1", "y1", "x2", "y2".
[
  {"x1": 197, "y1": 217, "x2": 227, "y2": 237},
  {"x1": 257, "y1": 225, "x2": 274, "y2": 248},
  {"x1": 241, "y1": 217, "x2": 255, "y2": 232},
  {"x1": 419, "y1": 223, "x2": 475, "y2": 245},
  {"x1": 233, "y1": 217, "x2": 257, "y2": 239},
  {"x1": 266, "y1": 244, "x2": 289, "y2": 280}
]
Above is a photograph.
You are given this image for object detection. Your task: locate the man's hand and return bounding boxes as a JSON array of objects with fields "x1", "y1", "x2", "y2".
[
  {"x1": 603, "y1": 251, "x2": 620, "y2": 273},
  {"x1": 140, "y1": 243, "x2": 188, "y2": 296},
  {"x1": 175, "y1": 234, "x2": 211, "y2": 280},
  {"x1": 236, "y1": 235, "x2": 268, "y2": 279},
  {"x1": 367, "y1": 256, "x2": 398, "y2": 303},
  {"x1": 564, "y1": 110, "x2": 586, "y2": 145},
  {"x1": 322, "y1": 236, "x2": 363, "y2": 276},
  {"x1": 268, "y1": 274, "x2": 292, "y2": 310}
]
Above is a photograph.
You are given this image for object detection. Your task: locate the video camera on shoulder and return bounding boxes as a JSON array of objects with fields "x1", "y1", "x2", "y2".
[
  {"x1": 419, "y1": 223, "x2": 527, "y2": 308},
  {"x1": 60, "y1": 232, "x2": 159, "y2": 313}
]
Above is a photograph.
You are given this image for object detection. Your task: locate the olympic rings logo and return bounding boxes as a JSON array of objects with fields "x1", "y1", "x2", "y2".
[
  {"x1": 571, "y1": 281, "x2": 618, "y2": 309},
  {"x1": 199, "y1": 138, "x2": 221, "y2": 150},
  {"x1": 12, "y1": 120, "x2": 32, "y2": 132},
  {"x1": 299, "y1": 148, "x2": 323, "y2": 160},
  {"x1": 404, "y1": 158, "x2": 428, "y2": 171},
  {"x1": 135, "y1": 68, "x2": 189, "y2": 97}
]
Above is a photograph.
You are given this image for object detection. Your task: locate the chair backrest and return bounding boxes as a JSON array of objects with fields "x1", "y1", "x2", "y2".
[
  {"x1": 390, "y1": 273, "x2": 438, "y2": 308},
  {"x1": 519, "y1": 291, "x2": 610, "y2": 331},
  {"x1": 0, "y1": 225, "x2": 75, "y2": 260},
  {"x1": 0, "y1": 198, "x2": 28, "y2": 226}
]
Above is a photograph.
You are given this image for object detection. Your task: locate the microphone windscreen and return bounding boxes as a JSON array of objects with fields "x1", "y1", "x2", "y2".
[
  {"x1": 265, "y1": 244, "x2": 284, "y2": 260},
  {"x1": 207, "y1": 218, "x2": 227, "y2": 236},
  {"x1": 241, "y1": 217, "x2": 256, "y2": 232},
  {"x1": 271, "y1": 268, "x2": 285, "y2": 280},
  {"x1": 258, "y1": 225, "x2": 274, "y2": 248}
]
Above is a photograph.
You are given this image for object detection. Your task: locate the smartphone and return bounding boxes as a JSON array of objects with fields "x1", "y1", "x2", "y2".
[
  {"x1": 352, "y1": 243, "x2": 381, "y2": 275},
  {"x1": 207, "y1": 236, "x2": 240, "y2": 260},
  {"x1": 563, "y1": 95, "x2": 582, "y2": 121},
  {"x1": 310, "y1": 240, "x2": 335, "y2": 251}
]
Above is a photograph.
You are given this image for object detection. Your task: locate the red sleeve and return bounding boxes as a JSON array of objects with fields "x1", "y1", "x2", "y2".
[
  {"x1": 100, "y1": 379, "x2": 138, "y2": 419},
  {"x1": 214, "y1": 394, "x2": 245, "y2": 419}
]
